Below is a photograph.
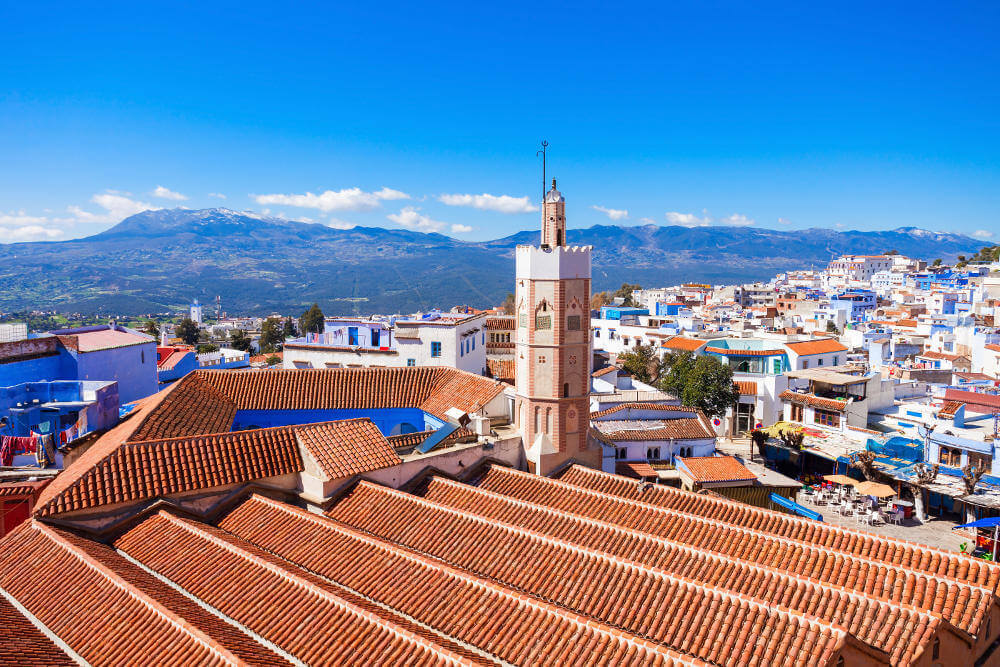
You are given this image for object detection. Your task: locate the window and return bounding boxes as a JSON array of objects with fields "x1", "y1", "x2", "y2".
[
  {"x1": 431, "y1": 342, "x2": 441, "y2": 358},
  {"x1": 814, "y1": 408, "x2": 840, "y2": 428},
  {"x1": 348, "y1": 327, "x2": 359, "y2": 346},
  {"x1": 939, "y1": 446, "x2": 961, "y2": 467},
  {"x1": 772, "y1": 358, "x2": 781, "y2": 374},
  {"x1": 616, "y1": 447, "x2": 628, "y2": 460},
  {"x1": 802, "y1": 360, "x2": 809, "y2": 369},
  {"x1": 567, "y1": 315, "x2": 581, "y2": 330},
  {"x1": 471, "y1": 336, "x2": 475, "y2": 350},
  {"x1": 647, "y1": 446, "x2": 661, "y2": 460},
  {"x1": 537, "y1": 355, "x2": 546, "y2": 364},
  {"x1": 832, "y1": 355, "x2": 838, "y2": 366},
  {"x1": 535, "y1": 314, "x2": 552, "y2": 330},
  {"x1": 817, "y1": 357, "x2": 824, "y2": 366},
  {"x1": 141, "y1": 350, "x2": 145, "y2": 363},
  {"x1": 371, "y1": 329, "x2": 380, "y2": 347},
  {"x1": 790, "y1": 403, "x2": 804, "y2": 422},
  {"x1": 932, "y1": 638, "x2": 940, "y2": 660},
  {"x1": 969, "y1": 451, "x2": 991, "y2": 472},
  {"x1": 563, "y1": 383, "x2": 569, "y2": 398},
  {"x1": 460, "y1": 341, "x2": 464, "y2": 357},
  {"x1": 594, "y1": 329, "x2": 601, "y2": 338}
]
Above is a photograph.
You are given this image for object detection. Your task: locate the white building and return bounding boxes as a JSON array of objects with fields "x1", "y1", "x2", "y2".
[{"x1": 190, "y1": 300, "x2": 204, "y2": 325}]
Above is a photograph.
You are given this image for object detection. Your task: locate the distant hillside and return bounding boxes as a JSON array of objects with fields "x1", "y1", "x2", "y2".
[{"x1": 0, "y1": 208, "x2": 983, "y2": 316}]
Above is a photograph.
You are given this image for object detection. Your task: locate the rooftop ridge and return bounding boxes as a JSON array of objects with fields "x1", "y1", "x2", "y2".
[
  {"x1": 423, "y1": 475, "x2": 949, "y2": 628},
  {"x1": 148, "y1": 510, "x2": 474, "y2": 666},
  {"x1": 239, "y1": 494, "x2": 700, "y2": 665},
  {"x1": 335, "y1": 480, "x2": 856, "y2": 658},
  {"x1": 34, "y1": 521, "x2": 242, "y2": 666},
  {"x1": 560, "y1": 464, "x2": 1000, "y2": 585}
]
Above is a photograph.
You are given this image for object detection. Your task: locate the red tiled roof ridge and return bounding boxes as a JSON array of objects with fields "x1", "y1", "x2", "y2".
[
  {"x1": 234, "y1": 495, "x2": 700, "y2": 665},
  {"x1": 559, "y1": 464, "x2": 1000, "y2": 590},
  {"x1": 704, "y1": 345, "x2": 786, "y2": 356},
  {"x1": 592, "y1": 402, "x2": 700, "y2": 418},
  {"x1": 146, "y1": 510, "x2": 475, "y2": 665},
  {"x1": 125, "y1": 422, "x2": 298, "y2": 446},
  {"x1": 340, "y1": 482, "x2": 857, "y2": 643},
  {"x1": 31, "y1": 521, "x2": 243, "y2": 665},
  {"x1": 419, "y1": 475, "x2": 951, "y2": 659}
]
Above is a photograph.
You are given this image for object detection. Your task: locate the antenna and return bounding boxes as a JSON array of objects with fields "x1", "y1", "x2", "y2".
[{"x1": 536, "y1": 140, "x2": 549, "y2": 202}]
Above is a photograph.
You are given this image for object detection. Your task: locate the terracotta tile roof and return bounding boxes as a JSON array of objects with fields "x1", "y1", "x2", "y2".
[
  {"x1": 704, "y1": 346, "x2": 786, "y2": 356},
  {"x1": 0, "y1": 521, "x2": 244, "y2": 665},
  {"x1": 938, "y1": 401, "x2": 964, "y2": 418},
  {"x1": 591, "y1": 402, "x2": 701, "y2": 419},
  {"x1": 485, "y1": 357, "x2": 514, "y2": 383},
  {"x1": 114, "y1": 511, "x2": 479, "y2": 666},
  {"x1": 615, "y1": 461, "x2": 658, "y2": 478},
  {"x1": 986, "y1": 344, "x2": 1000, "y2": 354},
  {"x1": 735, "y1": 380, "x2": 757, "y2": 395},
  {"x1": 470, "y1": 465, "x2": 996, "y2": 638},
  {"x1": 918, "y1": 350, "x2": 965, "y2": 361},
  {"x1": 676, "y1": 455, "x2": 756, "y2": 483},
  {"x1": 248, "y1": 350, "x2": 283, "y2": 364},
  {"x1": 327, "y1": 481, "x2": 856, "y2": 666},
  {"x1": 295, "y1": 418, "x2": 402, "y2": 480},
  {"x1": 56, "y1": 327, "x2": 153, "y2": 353},
  {"x1": 0, "y1": 595, "x2": 73, "y2": 665},
  {"x1": 484, "y1": 316, "x2": 515, "y2": 330},
  {"x1": 660, "y1": 336, "x2": 707, "y2": 351},
  {"x1": 131, "y1": 373, "x2": 238, "y2": 441},
  {"x1": 156, "y1": 346, "x2": 192, "y2": 370},
  {"x1": 36, "y1": 425, "x2": 303, "y2": 517},
  {"x1": 218, "y1": 495, "x2": 696, "y2": 666},
  {"x1": 554, "y1": 464, "x2": 1000, "y2": 593},
  {"x1": 944, "y1": 389, "x2": 1000, "y2": 414},
  {"x1": 954, "y1": 372, "x2": 995, "y2": 381},
  {"x1": 414, "y1": 475, "x2": 948, "y2": 665},
  {"x1": 590, "y1": 365, "x2": 618, "y2": 377},
  {"x1": 386, "y1": 427, "x2": 475, "y2": 450},
  {"x1": 0, "y1": 479, "x2": 48, "y2": 497},
  {"x1": 779, "y1": 389, "x2": 848, "y2": 412},
  {"x1": 784, "y1": 338, "x2": 848, "y2": 355}
]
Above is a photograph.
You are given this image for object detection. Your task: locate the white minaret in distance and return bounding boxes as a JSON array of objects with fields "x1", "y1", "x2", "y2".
[
  {"x1": 514, "y1": 179, "x2": 600, "y2": 475},
  {"x1": 190, "y1": 299, "x2": 203, "y2": 325}
]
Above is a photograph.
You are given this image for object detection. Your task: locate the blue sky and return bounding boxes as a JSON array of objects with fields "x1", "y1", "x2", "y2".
[{"x1": 1, "y1": 1, "x2": 998, "y2": 243}]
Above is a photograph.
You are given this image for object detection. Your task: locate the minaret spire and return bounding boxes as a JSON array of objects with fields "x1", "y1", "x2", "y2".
[{"x1": 541, "y1": 177, "x2": 566, "y2": 248}]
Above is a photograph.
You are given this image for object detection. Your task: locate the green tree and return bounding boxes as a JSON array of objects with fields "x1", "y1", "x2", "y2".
[
  {"x1": 228, "y1": 328, "x2": 252, "y2": 351},
  {"x1": 614, "y1": 283, "x2": 642, "y2": 307},
  {"x1": 680, "y1": 355, "x2": 739, "y2": 418},
  {"x1": 175, "y1": 318, "x2": 199, "y2": 346},
  {"x1": 197, "y1": 343, "x2": 219, "y2": 353},
  {"x1": 656, "y1": 351, "x2": 698, "y2": 400},
  {"x1": 143, "y1": 319, "x2": 160, "y2": 338},
  {"x1": 282, "y1": 317, "x2": 297, "y2": 339},
  {"x1": 266, "y1": 355, "x2": 282, "y2": 367},
  {"x1": 825, "y1": 320, "x2": 839, "y2": 333},
  {"x1": 591, "y1": 291, "x2": 612, "y2": 310},
  {"x1": 299, "y1": 303, "x2": 325, "y2": 334},
  {"x1": 931, "y1": 258, "x2": 942, "y2": 267},
  {"x1": 259, "y1": 317, "x2": 285, "y2": 353},
  {"x1": 617, "y1": 344, "x2": 659, "y2": 385}
]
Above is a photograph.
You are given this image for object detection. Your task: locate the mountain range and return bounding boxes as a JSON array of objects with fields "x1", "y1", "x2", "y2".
[{"x1": 0, "y1": 208, "x2": 985, "y2": 316}]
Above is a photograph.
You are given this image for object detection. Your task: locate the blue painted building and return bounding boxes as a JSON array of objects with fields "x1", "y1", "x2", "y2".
[{"x1": 599, "y1": 306, "x2": 649, "y2": 321}]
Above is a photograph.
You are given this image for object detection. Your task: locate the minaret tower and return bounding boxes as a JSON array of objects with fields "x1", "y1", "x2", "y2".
[{"x1": 514, "y1": 179, "x2": 600, "y2": 475}]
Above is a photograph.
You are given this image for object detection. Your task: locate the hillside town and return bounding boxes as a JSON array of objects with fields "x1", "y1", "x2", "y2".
[{"x1": 0, "y1": 178, "x2": 999, "y2": 665}]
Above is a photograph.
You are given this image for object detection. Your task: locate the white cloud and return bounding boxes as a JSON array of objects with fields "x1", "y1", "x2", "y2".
[
  {"x1": 438, "y1": 193, "x2": 538, "y2": 214},
  {"x1": 0, "y1": 211, "x2": 49, "y2": 227},
  {"x1": 67, "y1": 192, "x2": 159, "y2": 223},
  {"x1": 3, "y1": 225, "x2": 63, "y2": 241},
  {"x1": 777, "y1": 217, "x2": 793, "y2": 225},
  {"x1": 591, "y1": 205, "x2": 628, "y2": 221},
  {"x1": 254, "y1": 186, "x2": 409, "y2": 212},
  {"x1": 972, "y1": 229, "x2": 994, "y2": 239},
  {"x1": 665, "y1": 211, "x2": 712, "y2": 227},
  {"x1": 639, "y1": 217, "x2": 655, "y2": 224},
  {"x1": 208, "y1": 192, "x2": 227, "y2": 199},
  {"x1": 387, "y1": 206, "x2": 446, "y2": 233},
  {"x1": 326, "y1": 218, "x2": 356, "y2": 230},
  {"x1": 152, "y1": 185, "x2": 188, "y2": 201},
  {"x1": 450, "y1": 223, "x2": 473, "y2": 234},
  {"x1": 720, "y1": 213, "x2": 754, "y2": 226}
]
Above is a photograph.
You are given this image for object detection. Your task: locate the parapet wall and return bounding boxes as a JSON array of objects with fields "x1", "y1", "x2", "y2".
[{"x1": 515, "y1": 244, "x2": 592, "y2": 280}]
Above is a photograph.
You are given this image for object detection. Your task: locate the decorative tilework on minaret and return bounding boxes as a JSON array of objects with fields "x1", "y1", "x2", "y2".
[{"x1": 513, "y1": 180, "x2": 601, "y2": 475}]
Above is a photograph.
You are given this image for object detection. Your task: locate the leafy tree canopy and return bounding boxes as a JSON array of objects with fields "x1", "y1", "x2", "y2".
[
  {"x1": 228, "y1": 328, "x2": 252, "y2": 351},
  {"x1": 259, "y1": 317, "x2": 285, "y2": 353},
  {"x1": 656, "y1": 352, "x2": 737, "y2": 418},
  {"x1": 617, "y1": 344, "x2": 659, "y2": 385},
  {"x1": 299, "y1": 303, "x2": 325, "y2": 334},
  {"x1": 175, "y1": 318, "x2": 199, "y2": 346},
  {"x1": 143, "y1": 319, "x2": 160, "y2": 338},
  {"x1": 502, "y1": 293, "x2": 515, "y2": 316},
  {"x1": 282, "y1": 317, "x2": 297, "y2": 339},
  {"x1": 197, "y1": 343, "x2": 219, "y2": 353}
]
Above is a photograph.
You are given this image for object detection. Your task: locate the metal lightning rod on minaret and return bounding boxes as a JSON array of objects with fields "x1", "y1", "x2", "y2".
[{"x1": 536, "y1": 141, "x2": 549, "y2": 202}]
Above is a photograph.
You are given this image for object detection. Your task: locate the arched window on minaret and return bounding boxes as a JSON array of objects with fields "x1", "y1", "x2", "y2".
[
  {"x1": 534, "y1": 406, "x2": 540, "y2": 433},
  {"x1": 545, "y1": 407, "x2": 552, "y2": 433},
  {"x1": 563, "y1": 383, "x2": 569, "y2": 398}
]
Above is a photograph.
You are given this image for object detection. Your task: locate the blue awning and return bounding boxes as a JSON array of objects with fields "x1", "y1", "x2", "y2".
[{"x1": 954, "y1": 518, "x2": 1000, "y2": 529}]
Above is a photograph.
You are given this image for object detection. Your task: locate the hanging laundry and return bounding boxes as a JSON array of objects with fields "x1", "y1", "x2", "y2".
[{"x1": 0, "y1": 437, "x2": 13, "y2": 467}]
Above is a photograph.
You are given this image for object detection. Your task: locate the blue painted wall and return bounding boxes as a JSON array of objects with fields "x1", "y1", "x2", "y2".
[
  {"x1": 231, "y1": 407, "x2": 443, "y2": 435},
  {"x1": 0, "y1": 353, "x2": 66, "y2": 388},
  {"x1": 70, "y1": 343, "x2": 158, "y2": 404},
  {"x1": 0, "y1": 380, "x2": 119, "y2": 441}
]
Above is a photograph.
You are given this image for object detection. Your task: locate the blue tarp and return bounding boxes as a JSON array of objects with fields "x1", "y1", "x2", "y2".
[
  {"x1": 955, "y1": 518, "x2": 1000, "y2": 529},
  {"x1": 770, "y1": 493, "x2": 823, "y2": 521}
]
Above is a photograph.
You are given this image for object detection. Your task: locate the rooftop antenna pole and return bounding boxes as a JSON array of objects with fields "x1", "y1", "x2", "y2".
[{"x1": 536, "y1": 141, "x2": 549, "y2": 202}]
